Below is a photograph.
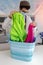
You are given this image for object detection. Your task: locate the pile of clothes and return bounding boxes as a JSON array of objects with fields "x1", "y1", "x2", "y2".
[{"x1": 10, "y1": 12, "x2": 36, "y2": 43}]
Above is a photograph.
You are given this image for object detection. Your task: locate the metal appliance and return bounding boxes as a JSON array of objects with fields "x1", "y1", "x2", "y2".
[{"x1": 0, "y1": 17, "x2": 9, "y2": 43}]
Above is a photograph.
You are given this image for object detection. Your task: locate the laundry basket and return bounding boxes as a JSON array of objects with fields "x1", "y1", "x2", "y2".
[{"x1": 9, "y1": 40, "x2": 35, "y2": 61}]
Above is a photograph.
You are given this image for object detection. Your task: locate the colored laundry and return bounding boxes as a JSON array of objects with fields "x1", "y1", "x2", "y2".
[
  {"x1": 10, "y1": 12, "x2": 26, "y2": 42},
  {"x1": 25, "y1": 23, "x2": 36, "y2": 43}
]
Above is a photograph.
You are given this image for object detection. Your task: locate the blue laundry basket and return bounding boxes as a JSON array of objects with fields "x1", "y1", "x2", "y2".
[{"x1": 9, "y1": 41, "x2": 35, "y2": 61}]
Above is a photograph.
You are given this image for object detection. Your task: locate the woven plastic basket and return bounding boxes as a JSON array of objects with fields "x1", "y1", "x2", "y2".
[{"x1": 9, "y1": 40, "x2": 35, "y2": 61}]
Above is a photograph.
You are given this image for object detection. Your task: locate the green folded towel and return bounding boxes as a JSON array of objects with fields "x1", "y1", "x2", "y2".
[{"x1": 10, "y1": 12, "x2": 26, "y2": 42}]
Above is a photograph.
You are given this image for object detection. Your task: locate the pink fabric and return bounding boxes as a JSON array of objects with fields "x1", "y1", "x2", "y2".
[{"x1": 25, "y1": 23, "x2": 35, "y2": 43}]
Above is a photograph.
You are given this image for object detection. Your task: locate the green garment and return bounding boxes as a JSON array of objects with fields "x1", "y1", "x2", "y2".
[{"x1": 10, "y1": 12, "x2": 27, "y2": 42}]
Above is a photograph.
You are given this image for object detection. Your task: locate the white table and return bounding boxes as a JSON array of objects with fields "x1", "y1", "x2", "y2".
[{"x1": 0, "y1": 45, "x2": 43, "y2": 65}]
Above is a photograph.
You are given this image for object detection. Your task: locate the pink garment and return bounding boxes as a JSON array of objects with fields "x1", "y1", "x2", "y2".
[{"x1": 25, "y1": 23, "x2": 36, "y2": 43}]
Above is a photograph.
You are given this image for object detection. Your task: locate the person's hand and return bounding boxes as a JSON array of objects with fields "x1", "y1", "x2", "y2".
[{"x1": 8, "y1": 10, "x2": 18, "y2": 19}]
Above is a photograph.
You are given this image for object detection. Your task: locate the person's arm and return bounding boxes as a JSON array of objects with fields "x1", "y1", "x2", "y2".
[{"x1": 9, "y1": 10, "x2": 18, "y2": 19}]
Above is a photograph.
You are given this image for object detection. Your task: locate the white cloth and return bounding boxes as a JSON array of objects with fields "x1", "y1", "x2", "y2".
[
  {"x1": 2, "y1": 17, "x2": 11, "y2": 34},
  {"x1": 26, "y1": 15, "x2": 32, "y2": 33},
  {"x1": 21, "y1": 12, "x2": 32, "y2": 33}
]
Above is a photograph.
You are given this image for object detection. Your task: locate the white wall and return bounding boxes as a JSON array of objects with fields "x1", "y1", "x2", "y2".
[{"x1": 34, "y1": 4, "x2": 43, "y2": 43}]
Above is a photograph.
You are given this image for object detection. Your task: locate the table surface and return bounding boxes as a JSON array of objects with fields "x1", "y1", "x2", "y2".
[{"x1": 0, "y1": 45, "x2": 43, "y2": 65}]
